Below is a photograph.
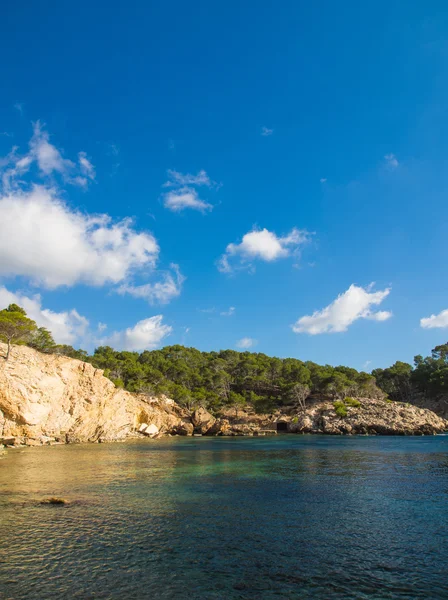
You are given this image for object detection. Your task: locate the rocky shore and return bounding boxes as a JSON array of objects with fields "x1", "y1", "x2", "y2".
[{"x1": 0, "y1": 343, "x2": 446, "y2": 449}]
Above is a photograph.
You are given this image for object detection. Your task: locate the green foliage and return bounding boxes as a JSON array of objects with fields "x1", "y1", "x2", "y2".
[
  {"x1": 28, "y1": 327, "x2": 56, "y2": 353},
  {"x1": 333, "y1": 401, "x2": 348, "y2": 418},
  {"x1": 344, "y1": 397, "x2": 361, "y2": 407},
  {"x1": 5, "y1": 303, "x2": 27, "y2": 315},
  {"x1": 53, "y1": 345, "x2": 89, "y2": 361},
  {"x1": 372, "y1": 362, "x2": 412, "y2": 402},
  {"x1": 11, "y1": 304, "x2": 448, "y2": 415},
  {"x1": 372, "y1": 344, "x2": 448, "y2": 402},
  {"x1": 0, "y1": 305, "x2": 38, "y2": 359}
]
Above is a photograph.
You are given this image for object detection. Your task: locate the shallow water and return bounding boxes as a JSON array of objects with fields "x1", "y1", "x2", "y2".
[{"x1": 1, "y1": 435, "x2": 448, "y2": 599}]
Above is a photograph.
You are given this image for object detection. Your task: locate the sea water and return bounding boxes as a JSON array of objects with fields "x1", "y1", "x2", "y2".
[{"x1": 1, "y1": 435, "x2": 447, "y2": 599}]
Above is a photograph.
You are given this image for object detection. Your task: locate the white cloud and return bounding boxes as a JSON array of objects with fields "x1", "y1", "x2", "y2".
[
  {"x1": 14, "y1": 103, "x2": 24, "y2": 115},
  {"x1": 220, "y1": 306, "x2": 235, "y2": 316},
  {"x1": 118, "y1": 264, "x2": 185, "y2": 305},
  {"x1": 292, "y1": 284, "x2": 392, "y2": 335},
  {"x1": 420, "y1": 309, "x2": 448, "y2": 329},
  {"x1": 0, "y1": 185, "x2": 159, "y2": 288},
  {"x1": 320, "y1": 178, "x2": 327, "y2": 183},
  {"x1": 103, "y1": 316, "x2": 172, "y2": 351},
  {"x1": 218, "y1": 227, "x2": 311, "y2": 273},
  {"x1": 384, "y1": 153, "x2": 399, "y2": 169},
  {"x1": 261, "y1": 127, "x2": 273, "y2": 136},
  {"x1": 163, "y1": 169, "x2": 213, "y2": 188},
  {"x1": 161, "y1": 168, "x2": 219, "y2": 213},
  {"x1": 78, "y1": 151, "x2": 96, "y2": 180},
  {"x1": 0, "y1": 286, "x2": 88, "y2": 345},
  {"x1": 29, "y1": 122, "x2": 75, "y2": 177},
  {"x1": 97, "y1": 322, "x2": 107, "y2": 333},
  {"x1": 1, "y1": 122, "x2": 95, "y2": 190},
  {"x1": 236, "y1": 337, "x2": 256, "y2": 349},
  {"x1": 163, "y1": 188, "x2": 213, "y2": 213}
]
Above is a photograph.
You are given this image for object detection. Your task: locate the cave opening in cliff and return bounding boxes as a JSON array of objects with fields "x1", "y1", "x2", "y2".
[{"x1": 276, "y1": 422, "x2": 288, "y2": 432}]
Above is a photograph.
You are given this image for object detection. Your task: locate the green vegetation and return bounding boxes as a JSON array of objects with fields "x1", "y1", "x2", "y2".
[
  {"x1": 373, "y1": 343, "x2": 448, "y2": 404},
  {"x1": 0, "y1": 304, "x2": 40, "y2": 360},
  {"x1": 85, "y1": 345, "x2": 383, "y2": 413},
  {"x1": 344, "y1": 397, "x2": 361, "y2": 407},
  {"x1": 1, "y1": 304, "x2": 447, "y2": 415},
  {"x1": 333, "y1": 401, "x2": 348, "y2": 418}
]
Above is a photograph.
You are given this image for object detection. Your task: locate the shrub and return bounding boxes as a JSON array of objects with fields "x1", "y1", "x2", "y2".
[
  {"x1": 333, "y1": 401, "x2": 348, "y2": 418},
  {"x1": 344, "y1": 397, "x2": 361, "y2": 407}
]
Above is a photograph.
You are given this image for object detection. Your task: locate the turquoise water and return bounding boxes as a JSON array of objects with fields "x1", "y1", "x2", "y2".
[{"x1": 1, "y1": 435, "x2": 448, "y2": 599}]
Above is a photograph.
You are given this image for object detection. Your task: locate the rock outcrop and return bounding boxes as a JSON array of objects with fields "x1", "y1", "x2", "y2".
[
  {"x1": 0, "y1": 342, "x2": 188, "y2": 446},
  {"x1": 191, "y1": 407, "x2": 216, "y2": 434},
  {"x1": 0, "y1": 343, "x2": 446, "y2": 448},
  {"x1": 217, "y1": 399, "x2": 448, "y2": 436}
]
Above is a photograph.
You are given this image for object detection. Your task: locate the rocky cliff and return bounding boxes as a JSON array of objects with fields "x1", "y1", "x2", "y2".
[
  {"x1": 0, "y1": 342, "x2": 189, "y2": 446},
  {"x1": 0, "y1": 343, "x2": 446, "y2": 448},
  {"x1": 212, "y1": 398, "x2": 448, "y2": 436}
]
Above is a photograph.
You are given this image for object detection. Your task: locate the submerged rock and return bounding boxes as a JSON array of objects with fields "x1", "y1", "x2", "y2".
[{"x1": 40, "y1": 497, "x2": 67, "y2": 505}]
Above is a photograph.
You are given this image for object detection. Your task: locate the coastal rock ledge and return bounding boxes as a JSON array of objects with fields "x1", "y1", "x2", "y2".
[
  {"x1": 0, "y1": 342, "x2": 188, "y2": 446},
  {"x1": 0, "y1": 343, "x2": 446, "y2": 447}
]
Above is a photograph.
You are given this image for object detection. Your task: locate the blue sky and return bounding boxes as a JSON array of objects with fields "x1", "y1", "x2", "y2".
[{"x1": 1, "y1": 0, "x2": 448, "y2": 370}]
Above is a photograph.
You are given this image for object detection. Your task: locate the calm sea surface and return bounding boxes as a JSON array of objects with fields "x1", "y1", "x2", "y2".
[{"x1": 1, "y1": 435, "x2": 448, "y2": 599}]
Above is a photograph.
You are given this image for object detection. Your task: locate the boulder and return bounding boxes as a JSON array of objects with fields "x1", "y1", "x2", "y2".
[
  {"x1": 175, "y1": 421, "x2": 194, "y2": 436},
  {"x1": 191, "y1": 407, "x2": 216, "y2": 434},
  {"x1": 205, "y1": 418, "x2": 230, "y2": 436},
  {"x1": 141, "y1": 423, "x2": 159, "y2": 437}
]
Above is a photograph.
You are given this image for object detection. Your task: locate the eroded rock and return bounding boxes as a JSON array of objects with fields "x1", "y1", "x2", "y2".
[{"x1": 0, "y1": 343, "x2": 189, "y2": 445}]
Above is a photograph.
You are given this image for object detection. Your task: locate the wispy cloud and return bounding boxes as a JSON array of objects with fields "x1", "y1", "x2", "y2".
[
  {"x1": 14, "y1": 103, "x2": 24, "y2": 115},
  {"x1": 118, "y1": 264, "x2": 185, "y2": 305},
  {"x1": 384, "y1": 153, "x2": 399, "y2": 169},
  {"x1": 163, "y1": 188, "x2": 213, "y2": 213},
  {"x1": 163, "y1": 169, "x2": 214, "y2": 188},
  {"x1": 1, "y1": 121, "x2": 96, "y2": 191},
  {"x1": 261, "y1": 126, "x2": 273, "y2": 136},
  {"x1": 236, "y1": 337, "x2": 257, "y2": 349},
  {"x1": 161, "y1": 168, "x2": 218, "y2": 213},
  {"x1": 220, "y1": 306, "x2": 235, "y2": 316}
]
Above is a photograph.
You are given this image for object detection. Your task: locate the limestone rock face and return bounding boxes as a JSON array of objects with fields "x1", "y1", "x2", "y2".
[
  {"x1": 175, "y1": 421, "x2": 194, "y2": 436},
  {"x1": 213, "y1": 399, "x2": 447, "y2": 436},
  {"x1": 282, "y1": 398, "x2": 447, "y2": 435},
  {"x1": 0, "y1": 343, "x2": 188, "y2": 445},
  {"x1": 191, "y1": 407, "x2": 216, "y2": 434}
]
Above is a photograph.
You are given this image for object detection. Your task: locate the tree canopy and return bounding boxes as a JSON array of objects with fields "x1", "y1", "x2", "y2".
[
  {"x1": 1, "y1": 303, "x2": 447, "y2": 414},
  {"x1": 0, "y1": 305, "x2": 38, "y2": 360}
]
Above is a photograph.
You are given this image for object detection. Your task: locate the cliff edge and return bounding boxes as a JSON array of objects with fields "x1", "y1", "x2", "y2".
[
  {"x1": 0, "y1": 343, "x2": 446, "y2": 448},
  {"x1": 0, "y1": 342, "x2": 188, "y2": 445}
]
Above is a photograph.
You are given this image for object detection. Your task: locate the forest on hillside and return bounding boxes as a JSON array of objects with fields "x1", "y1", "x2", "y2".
[{"x1": 1, "y1": 303, "x2": 447, "y2": 414}]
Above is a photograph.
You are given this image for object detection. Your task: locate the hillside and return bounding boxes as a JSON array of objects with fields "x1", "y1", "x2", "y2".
[{"x1": 0, "y1": 343, "x2": 446, "y2": 447}]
